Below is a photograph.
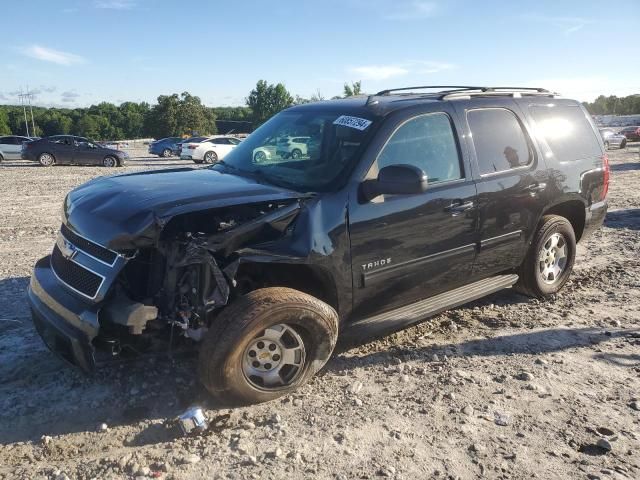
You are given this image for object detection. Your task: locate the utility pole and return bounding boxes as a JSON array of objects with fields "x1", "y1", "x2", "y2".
[
  {"x1": 18, "y1": 88, "x2": 30, "y2": 137},
  {"x1": 26, "y1": 85, "x2": 36, "y2": 136}
]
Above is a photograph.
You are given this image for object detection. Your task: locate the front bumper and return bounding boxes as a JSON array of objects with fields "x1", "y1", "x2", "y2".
[{"x1": 28, "y1": 256, "x2": 100, "y2": 371}]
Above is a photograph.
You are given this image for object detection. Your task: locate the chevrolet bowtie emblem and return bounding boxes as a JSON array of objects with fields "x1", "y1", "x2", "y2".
[{"x1": 57, "y1": 235, "x2": 78, "y2": 261}]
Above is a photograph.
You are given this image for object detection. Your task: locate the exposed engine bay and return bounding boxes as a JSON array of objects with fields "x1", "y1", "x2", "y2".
[{"x1": 93, "y1": 200, "x2": 301, "y2": 359}]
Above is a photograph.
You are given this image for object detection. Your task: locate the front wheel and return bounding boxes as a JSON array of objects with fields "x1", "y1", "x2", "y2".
[
  {"x1": 291, "y1": 148, "x2": 302, "y2": 159},
  {"x1": 620, "y1": 140, "x2": 627, "y2": 149},
  {"x1": 253, "y1": 151, "x2": 266, "y2": 163},
  {"x1": 604, "y1": 141, "x2": 610, "y2": 150},
  {"x1": 203, "y1": 151, "x2": 218, "y2": 164},
  {"x1": 514, "y1": 215, "x2": 576, "y2": 298},
  {"x1": 198, "y1": 287, "x2": 338, "y2": 406},
  {"x1": 103, "y1": 156, "x2": 117, "y2": 167},
  {"x1": 38, "y1": 153, "x2": 55, "y2": 167}
]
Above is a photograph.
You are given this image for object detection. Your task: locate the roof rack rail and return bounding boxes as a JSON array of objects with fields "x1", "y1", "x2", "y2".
[
  {"x1": 375, "y1": 86, "x2": 485, "y2": 96},
  {"x1": 371, "y1": 86, "x2": 558, "y2": 101}
]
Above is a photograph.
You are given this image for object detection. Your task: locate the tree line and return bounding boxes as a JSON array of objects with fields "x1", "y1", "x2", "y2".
[
  {"x1": 0, "y1": 80, "x2": 399, "y2": 139},
  {"x1": 582, "y1": 95, "x2": 640, "y2": 116}
]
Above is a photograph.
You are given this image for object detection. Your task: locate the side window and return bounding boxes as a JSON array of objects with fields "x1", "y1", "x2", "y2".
[
  {"x1": 228, "y1": 138, "x2": 240, "y2": 145},
  {"x1": 1, "y1": 137, "x2": 16, "y2": 145},
  {"x1": 529, "y1": 104, "x2": 602, "y2": 161},
  {"x1": 376, "y1": 113, "x2": 462, "y2": 184},
  {"x1": 467, "y1": 108, "x2": 532, "y2": 175}
]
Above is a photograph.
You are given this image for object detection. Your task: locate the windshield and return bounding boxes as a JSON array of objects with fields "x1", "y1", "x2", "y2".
[{"x1": 211, "y1": 110, "x2": 376, "y2": 192}]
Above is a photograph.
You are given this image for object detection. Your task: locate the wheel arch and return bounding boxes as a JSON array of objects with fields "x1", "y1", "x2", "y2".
[
  {"x1": 542, "y1": 199, "x2": 586, "y2": 242},
  {"x1": 234, "y1": 261, "x2": 340, "y2": 314}
]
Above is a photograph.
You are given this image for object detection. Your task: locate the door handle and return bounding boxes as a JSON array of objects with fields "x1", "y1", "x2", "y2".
[
  {"x1": 525, "y1": 183, "x2": 547, "y2": 194},
  {"x1": 444, "y1": 200, "x2": 474, "y2": 216}
]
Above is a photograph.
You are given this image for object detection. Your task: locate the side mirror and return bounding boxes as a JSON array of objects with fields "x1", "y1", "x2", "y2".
[{"x1": 361, "y1": 164, "x2": 428, "y2": 201}]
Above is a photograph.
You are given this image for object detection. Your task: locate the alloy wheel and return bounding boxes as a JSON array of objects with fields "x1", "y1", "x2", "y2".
[
  {"x1": 242, "y1": 323, "x2": 306, "y2": 390},
  {"x1": 538, "y1": 233, "x2": 568, "y2": 284}
]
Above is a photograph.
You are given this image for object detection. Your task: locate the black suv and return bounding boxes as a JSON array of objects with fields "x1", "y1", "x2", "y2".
[{"x1": 28, "y1": 87, "x2": 608, "y2": 405}]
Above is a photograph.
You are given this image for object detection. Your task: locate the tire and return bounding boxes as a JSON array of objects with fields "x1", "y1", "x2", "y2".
[
  {"x1": 0, "y1": 153, "x2": 4, "y2": 162},
  {"x1": 254, "y1": 151, "x2": 266, "y2": 163},
  {"x1": 620, "y1": 140, "x2": 626, "y2": 149},
  {"x1": 291, "y1": 148, "x2": 302, "y2": 159},
  {"x1": 604, "y1": 141, "x2": 609, "y2": 150},
  {"x1": 103, "y1": 156, "x2": 117, "y2": 167},
  {"x1": 514, "y1": 215, "x2": 576, "y2": 298},
  {"x1": 38, "y1": 152, "x2": 55, "y2": 167},
  {"x1": 162, "y1": 148, "x2": 172, "y2": 158},
  {"x1": 203, "y1": 151, "x2": 218, "y2": 164},
  {"x1": 198, "y1": 287, "x2": 339, "y2": 406}
]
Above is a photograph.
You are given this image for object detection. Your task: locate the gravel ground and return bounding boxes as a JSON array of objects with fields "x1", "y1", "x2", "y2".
[{"x1": 0, "y1": 148, "x2": 639, "y2": 480}]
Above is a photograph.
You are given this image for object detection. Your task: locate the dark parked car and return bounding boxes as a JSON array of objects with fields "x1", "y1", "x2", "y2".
[
  {"x1": 148, "y1": 137, "x2": 182, "y2": 157},
  {"x1": 22, "y1": 135, "x2": 128, "y2": 167},
  {"x1": 28, "y1": 86, "x2": 608, "y2": 405},
  {"x1": 0, "y1": 135, "x2": 32, "y2": 161},
  {"x1": 619, "y1": 126, "x2": 640, "y2": 141}
]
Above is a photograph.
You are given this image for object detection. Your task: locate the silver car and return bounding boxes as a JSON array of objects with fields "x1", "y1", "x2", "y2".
[
  {"x1": 0, "y1": 135, "x2": 32, "y2": 161},
  {"x1": 599, "y1": 129, "x2": 627, "y2": 150}
]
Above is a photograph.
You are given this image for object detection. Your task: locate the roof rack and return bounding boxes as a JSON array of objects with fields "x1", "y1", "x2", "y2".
[{"x1": 370, "y1": 86, "x2": 558, "y2": 102}]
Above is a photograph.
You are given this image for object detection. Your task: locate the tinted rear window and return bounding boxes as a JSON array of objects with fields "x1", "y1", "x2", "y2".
[{"x1": 529, "y1": 105, "x2": 601, "y2": 161}]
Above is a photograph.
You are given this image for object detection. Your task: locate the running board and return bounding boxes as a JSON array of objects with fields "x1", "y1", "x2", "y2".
[{"x1": 348, "y1": 274, "x2": 519, "y2": 333}]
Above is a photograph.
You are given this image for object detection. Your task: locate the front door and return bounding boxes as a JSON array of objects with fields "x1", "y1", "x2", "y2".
[
  {"x1": 75, "y1": 138, "x2": 104, "y2": 165},
  {"x1": 348, "y1": 110, "x2": 478, "y2": 321}
]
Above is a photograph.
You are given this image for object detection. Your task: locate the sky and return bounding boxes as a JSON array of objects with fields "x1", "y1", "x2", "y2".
[{"x1": 1, "y1": 0, "x2": 639, "y2": 108}]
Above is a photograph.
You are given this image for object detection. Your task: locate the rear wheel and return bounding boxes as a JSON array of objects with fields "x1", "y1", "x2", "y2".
[
  {"x1": 204, "y1": 151, "x2": 218, "y2": 164},
  {"x1": 198, "y1": 287, "x2": 338, "y2": 405},
  {"x1": 38, "y1": 152, "x2": 55, "y2": 167},
  {"x1": 515, "y1": 215, "x2": 576, "y2": 298},
  {"x1": 162, "y1": 148, "x2": 172, "y2": 157},
  {"x1": 103, "y1": 156, "x2": 117, "y2": 167}
]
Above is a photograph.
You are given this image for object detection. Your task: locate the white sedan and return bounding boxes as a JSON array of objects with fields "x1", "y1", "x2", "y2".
[{"x1": 180, "y1": 136, "x2": 241, "y2": 164}]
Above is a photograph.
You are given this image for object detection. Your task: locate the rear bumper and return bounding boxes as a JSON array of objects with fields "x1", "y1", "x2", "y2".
[
  {"x1": 582, "y1": 200, "x2": 608, "y2": 240},
  {"x1": 28, "y1": 256, "x2": 100, "y2": 371}
]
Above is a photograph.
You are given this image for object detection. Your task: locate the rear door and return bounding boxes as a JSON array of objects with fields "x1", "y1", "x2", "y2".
[
  {"x1": 50, "y1": 136, "x2": 75, "y2": 164},
  {"x1": 348, "y1": 108, "x2": 478, "y2": 320},
  {"x1": 211, "y1": 138, "x2": 235, "y2": 159},
  {"x1": 454, "y1": 100, "x2": 549, "y2": 276}
]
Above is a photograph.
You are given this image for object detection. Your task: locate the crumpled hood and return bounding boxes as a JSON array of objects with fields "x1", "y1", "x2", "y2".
[{"x1": 63, "y1": 167, "x2": 303, "y2": 250}]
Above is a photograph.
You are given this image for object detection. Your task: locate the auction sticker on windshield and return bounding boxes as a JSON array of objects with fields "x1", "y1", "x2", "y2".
[{"x1": 333, "y1": 115, "x2": 372, "y2": 131}]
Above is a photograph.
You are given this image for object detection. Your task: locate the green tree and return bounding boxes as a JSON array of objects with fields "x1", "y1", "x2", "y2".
[
  {"x1": 343, "y1": 81, "x2": 362, "y2": 97},
  {"x1": 246, "y1": 80, "x2": 294, "y2": 126},
  {"x1": 0, "y1": 109, "x2": 10, "y2": 135}
]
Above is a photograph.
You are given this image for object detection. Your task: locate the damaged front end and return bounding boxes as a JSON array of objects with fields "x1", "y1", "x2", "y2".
[{"x1": 30, "y1": 197, "x2": 303, "y2": 370}]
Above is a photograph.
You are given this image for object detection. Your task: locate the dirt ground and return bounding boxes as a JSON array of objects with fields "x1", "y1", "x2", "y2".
[{"x1": 0, "y1": 148, "x2": 639, "y2": 480}]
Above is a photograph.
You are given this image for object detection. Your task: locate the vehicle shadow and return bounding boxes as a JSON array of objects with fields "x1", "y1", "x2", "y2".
[
  {"x1": 604, "y1": 208, "x2": 640, "y2": 230},
  {"x1": 0, "y1": 160, "x2": 39, "y2": 168},
  {"x1": 332, "y1": 327, "x2": 638, "y2": 373},
  {"x1": 610, "y1": 162, "x2": 640, "y2": 172}
]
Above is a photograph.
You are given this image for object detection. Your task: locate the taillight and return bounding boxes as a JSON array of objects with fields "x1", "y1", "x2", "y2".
[
  {"x1": 187, "y1": 144, "x2": 197, "y2": 150},
  {"x1": 602, "y1": 153, "x2": 610, "y2": 200}
]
